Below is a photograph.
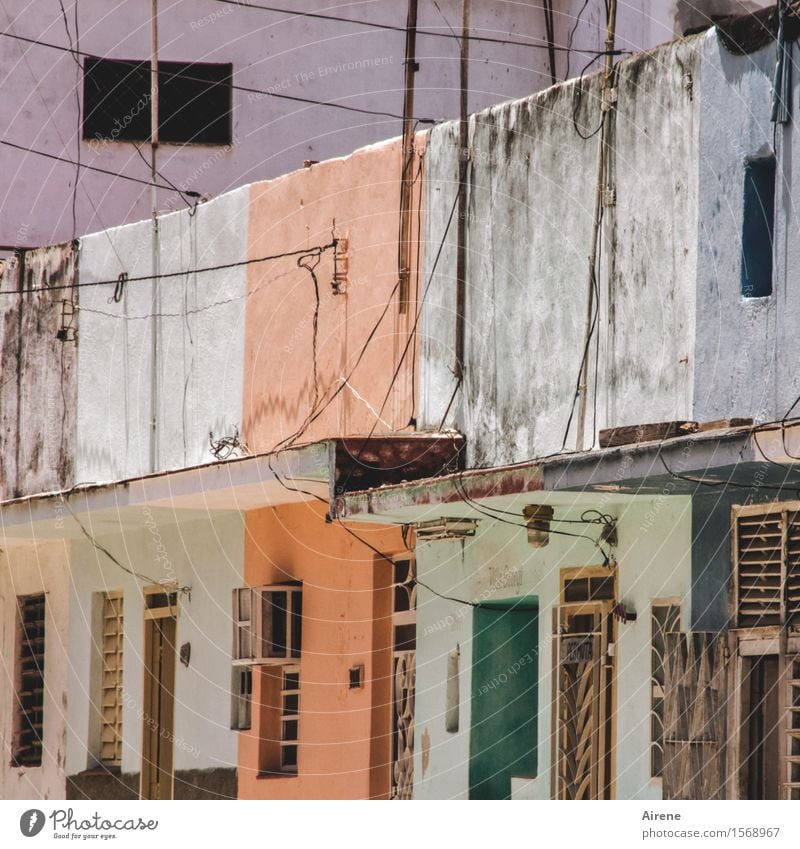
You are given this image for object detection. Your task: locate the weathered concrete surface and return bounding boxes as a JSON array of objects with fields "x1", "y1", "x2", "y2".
[
  {"x1": 692, "y1": 35, "x2": 787, "y2": 424},
  {"x1": 0, "y1": 243, "x2": 78, "y2": 500},
  {"x1": 67, "y1": 768, "x2": 236, "y2": 800},
  {"x1": 421, "y1": 37, "x2": 702, "y2": 466},
  {"x1": 76, "y1": 186, "x2": 248, "y2": 482}
]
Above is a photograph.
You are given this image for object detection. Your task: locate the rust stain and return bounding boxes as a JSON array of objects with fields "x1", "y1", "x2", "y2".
[{"x1": 421, "y1": 727, "x2": 430, "y2": 777}]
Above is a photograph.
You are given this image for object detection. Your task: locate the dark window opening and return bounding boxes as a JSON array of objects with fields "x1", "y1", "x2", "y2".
[
  {"x1": 741, "y1": 155, "x2": 776, "y2": 298},
  {"x1": 348, "y1": 665, "x2": 364, "y2": 689},
  {"x1": 83, "y1": 57, "x2": 232, "y2": 145}
]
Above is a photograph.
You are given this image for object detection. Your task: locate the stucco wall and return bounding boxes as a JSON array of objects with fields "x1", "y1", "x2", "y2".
[
  {"x1": 420, "y1": 37, "x2": 701, "y2": 465},
  {"x1": 692, "y1": 33, "x2": 792, "y2": 424},
  {"x1": 76, "y1": 186, "x2": 248, "y2": 482},
  {"x1": 0, "y1": 243, "x2": 78, "y2": 500},
  {"x1": 244, "y1": 137, "x2": 424, "y2": 452},
  {"x1": 0, "y1": 511, "x2": 243, "y2": 800},
  {"x1": 413, "y1": 495, "x2": 691, "y2": 800},
  {"x1": 63, "y1": 512, "x2": 245, "y2": 785},
  {"x1": 0, "y1": 0, "x2": 571, "y2": 251},
  {"x1": 239, "y1": 500, "x2": 400, "y2": 800},
  {"x1": 0, "y1": 541, "x2": 72, "y2": 800}
]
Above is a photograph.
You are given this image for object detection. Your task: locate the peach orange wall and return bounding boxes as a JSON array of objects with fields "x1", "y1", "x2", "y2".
[
  {"x1": 243, "y1": 135, "x2": 426, "y2": 453},
  {"x1": 238, "y1": 500, "x2": 403, "y2": 800}
]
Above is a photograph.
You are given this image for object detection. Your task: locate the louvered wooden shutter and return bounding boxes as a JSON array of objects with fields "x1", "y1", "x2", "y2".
[
  {"x1": 736, "y1": 512, "x2": 782, "y2": 627},
  {"x1": 13, "y1": 595, "x2": 46, "y2": 767},
  {"x1": 100, "y1": 593, "x2": 123, "y2": 765},
  {"x1": 735, "y1": 509, "x2": 800, "y2": 627}
]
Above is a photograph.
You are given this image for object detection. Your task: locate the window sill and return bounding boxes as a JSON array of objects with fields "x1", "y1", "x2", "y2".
[{"x1": 256, "y1": 771, "x2": 299, "y2": 780}]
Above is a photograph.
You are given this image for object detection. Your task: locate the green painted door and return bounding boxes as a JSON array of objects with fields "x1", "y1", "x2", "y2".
[{"x1": 469, "y1": 599, "x2": 538, "y2": 799}]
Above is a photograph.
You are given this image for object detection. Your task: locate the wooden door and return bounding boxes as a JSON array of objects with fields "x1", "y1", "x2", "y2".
[
  {"x1": 140, "y1": 590, "x2": 178, "y2": 801},
  {"x1": 662, "y1": 632, "x2": 728, "y2": 800},
  {"x1": 553, "y1": 600, "x2": 615, "y2": 799}
]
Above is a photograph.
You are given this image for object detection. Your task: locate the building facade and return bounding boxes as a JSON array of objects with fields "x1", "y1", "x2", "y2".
[{"x1": 2, "y1": 4, "x2": 798, "y2": 804}]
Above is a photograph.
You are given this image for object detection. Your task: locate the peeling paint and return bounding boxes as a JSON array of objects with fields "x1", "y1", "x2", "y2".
[
  {"x1": 0, "y1": 242, "x2": 78, "y2": 500},
  {"x1": 421, "y1": 727, "x2": 431, "y2": 776}
]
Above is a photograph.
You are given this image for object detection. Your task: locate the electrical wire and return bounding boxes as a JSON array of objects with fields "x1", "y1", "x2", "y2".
[
  {"x1": 0, "y1": 30, "x2": 441, "y2": 124},
  {"x1": 449, "y1": 468, "x2": 611, "y2": 551},
  {"x1": 297, "y1": 249, "x2": 323, "y2": 412},
  {"x1": 205, "y1": 0, "x2": 631, "y2": 55},
  {"x1": 0, "y1": 241, "x2": 336, "y2": 295},
  {"x1": 333, "y1": 181, "x2": 464, "y2": 491},
  {"x1": 0, "y1": 137, "x2": 188, "y2": 192},
  {"x1": 61, "y1": 496, "x2": 161, "y2": 585},
  {"x1": 273, "y1": 180, "x2": 463, "y2": 456},
  {"x1": 336, "y1": 517, "x2": 477, "y2": 608},
  {"x1": 565, "y1": 0, "x2": 592, "y2": 79},
  {"x1": 657, "y1": 452, "x2": 800, "y2": 495}
]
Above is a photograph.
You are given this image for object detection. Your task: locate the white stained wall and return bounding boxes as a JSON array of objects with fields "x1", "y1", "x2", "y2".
[
  {"x1": 692, "y1": 33, "x2": 799, "y2": 425},
  {"x1": 64, "y1": 511, "x2": 245, "y2": 782},
  {"x1": 412, "y1": 495, "x2": 691, "y2": 801},
  {"x1": 0, "y1": 510, "x2": 244, "y2": 799},
  {"x1": 76, "y1": 185, "x2": 248, "y2": 483},
  {"x1": 420, "y1": 35, "x2": 702, "y2": 467}
]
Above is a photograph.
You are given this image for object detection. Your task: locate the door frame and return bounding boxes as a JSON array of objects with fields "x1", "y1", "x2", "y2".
[
  {"x1": 140, "y1": 584, "x2": 179, "y2": 801},
  {"x1": 551, "y1": 566, "x2": 618, "y2": 800},
  {"x1": 726, "y1": 629, "x2": 793, "y2": 800}
]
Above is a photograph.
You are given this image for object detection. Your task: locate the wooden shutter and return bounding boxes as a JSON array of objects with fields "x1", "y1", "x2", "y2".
[
  {"x1": 99, "y1": 592, "x2": 123, "y2": 765},
  {"x1": 736, "y1": 512, "x2": 782, "y2": 627},
  {"x1": 12, "y1": 595, "x2": 46, "y2": 767},
  {"x1": 232, "y1": 587, "x2": 255, "y2": 665},
  {"x1": 787, "y1": 655, "x2": 800, "y2": 799},
  {"x1": 662, "y1": 632, "x2": 728, "y2": 800}
]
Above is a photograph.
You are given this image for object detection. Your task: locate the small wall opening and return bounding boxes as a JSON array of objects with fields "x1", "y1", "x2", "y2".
[{"x1": 740, "y1": 155, "x2": 776, "y2": 299}]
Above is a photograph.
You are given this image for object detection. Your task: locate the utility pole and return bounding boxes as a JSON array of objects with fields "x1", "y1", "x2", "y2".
[
  {"x1": 398, "y1": 0, "x2": 419, "y2": 314},
  {"x1": 149, "y1": 0, "x2": 160, "y2": 473},
  {"x1": 575, "y1": 0, "x2": 617, "y2": 452},
  {"x1": 454, "y1": 0, "x2": 470, "y2": 382}
]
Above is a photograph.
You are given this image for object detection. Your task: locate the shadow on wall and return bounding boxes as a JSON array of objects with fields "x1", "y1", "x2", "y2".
[{"x1": 675, "y1": 0, "x2": 773, "y2": 36}]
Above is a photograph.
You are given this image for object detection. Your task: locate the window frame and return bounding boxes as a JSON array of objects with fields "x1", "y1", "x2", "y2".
[
  {"x1": 232, "y1": 584, "x2": 303, "y2": 666},
  {"x1": 82, "y1": 56, "x2": 233, "y2": 146},
  {"x1": 649, "y1": 598, "x2": 681, "y2": 781}
]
